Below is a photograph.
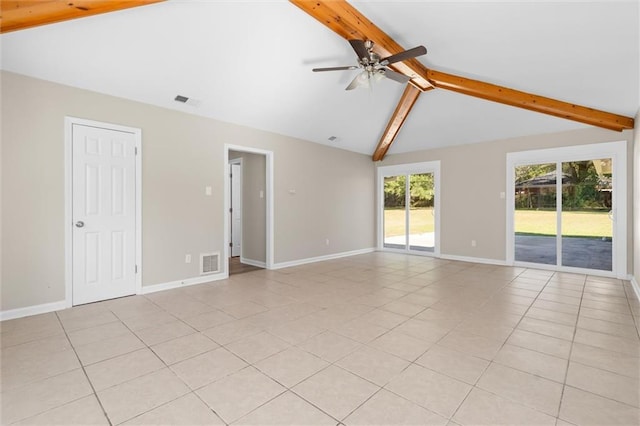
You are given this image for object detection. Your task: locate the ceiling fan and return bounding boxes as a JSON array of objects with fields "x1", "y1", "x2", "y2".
[
  {"x1": 313, "y1": 39, "x2": 427, "y2": 90},
  {"x1": 291, "y1": 0, "x2": 634, "y2": 161}
]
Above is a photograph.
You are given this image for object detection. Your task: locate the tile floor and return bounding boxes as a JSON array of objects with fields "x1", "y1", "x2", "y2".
[{"x1": 1, "y1": 252, "x2": 639, "y2": 425}]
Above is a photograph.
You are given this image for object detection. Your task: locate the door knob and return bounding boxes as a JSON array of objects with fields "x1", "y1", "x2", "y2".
[{"x1": 75, "y1": 221, "x2": 85, "y2": 228}]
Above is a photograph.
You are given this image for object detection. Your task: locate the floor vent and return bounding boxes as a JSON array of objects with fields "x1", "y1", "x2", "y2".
[{"x1": 200, "y1": 252, "x2": 220, "y2": 275}]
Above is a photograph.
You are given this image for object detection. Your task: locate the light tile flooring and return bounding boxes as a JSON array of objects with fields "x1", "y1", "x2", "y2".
[{"x1": 1, "y1": 253, "x2": 639, "y2": 425}]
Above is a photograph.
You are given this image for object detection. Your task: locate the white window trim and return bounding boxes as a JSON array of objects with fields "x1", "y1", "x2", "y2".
[{"x1": 506, "y1": 141, "x2": 627, "y2": 278}]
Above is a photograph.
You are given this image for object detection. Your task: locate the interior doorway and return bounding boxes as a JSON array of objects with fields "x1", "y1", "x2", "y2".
[{"x1": 225, "y1": 146, "x2": 273, "y2": 275}]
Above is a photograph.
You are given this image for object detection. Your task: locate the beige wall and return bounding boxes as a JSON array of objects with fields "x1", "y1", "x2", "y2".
[
  {"x1": 380, "y1": 127, "x2": 635, "y2": 272},
  {"x1": 229, "y1": 151, "x2": 267, "y2": 264},
  {"x1": 1, "y1": 71, "x2": 375, "y2": 312}
]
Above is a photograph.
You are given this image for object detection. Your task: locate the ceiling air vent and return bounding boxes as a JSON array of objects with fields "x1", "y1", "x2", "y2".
[
  {"x1": 174, "y1": 95, "x2": 202, "y2": 107},
  {"x1": 200, "y1": 252, "x2": 220, "y2": 275}
]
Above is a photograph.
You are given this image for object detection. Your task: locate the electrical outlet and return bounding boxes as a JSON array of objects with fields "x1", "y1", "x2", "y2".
[
  {"x1": 325, "y1": 239, "x2": 330, "y2": 246},
  {"x1": 471, "y1": 240, "x2": 477, "y2": 247},
  {"x1": 185, "y1": 254, "x2": 192, "y2": 263}
]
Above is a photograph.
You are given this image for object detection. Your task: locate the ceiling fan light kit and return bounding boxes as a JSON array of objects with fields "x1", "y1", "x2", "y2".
[
  {"x1": 313, "y1": 38, "x2": 425, "y2": 91},
  {"x1": 292, "y1": 0, "x2": 634, "y2": 161}
]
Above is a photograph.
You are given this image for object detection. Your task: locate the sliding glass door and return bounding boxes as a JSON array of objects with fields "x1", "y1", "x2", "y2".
[
  {"x1": 508, "y1": 142, "x2": 626, "y2": 276},
  {"x1": 379, "y1": 162, "x2": 440, "y2": 255}
]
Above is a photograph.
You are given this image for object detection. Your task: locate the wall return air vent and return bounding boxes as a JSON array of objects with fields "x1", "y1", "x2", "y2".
[{"x1": 200, "y1": 252, "x2": 220, "y2": 275}]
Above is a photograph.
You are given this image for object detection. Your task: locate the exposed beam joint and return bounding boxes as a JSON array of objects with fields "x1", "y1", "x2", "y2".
[
  {"x1": 372, "y1": 84, "x2": 421, "y2": 161},
  {"x1": 291, "y1": 0, "x2": 634, "y2": 135},
  {"x1": 289, "y1": 0, "x2": 434, "y2": 91}
]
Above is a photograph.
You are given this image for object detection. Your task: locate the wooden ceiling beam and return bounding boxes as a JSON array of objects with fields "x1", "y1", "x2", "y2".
[
  {"x1": 1, "y1": 0, "x2": 165, "y2": 33},
  {"x1": 372, "y1": 84, "x2": 421, "y2": 161},
  {"x1": 291, "y1": 0, "x2": 634, "y2": 161},
  {"x1": 289, "y1": 0, "x2": 434, "y2": 92},
  {"x1": 426, "y1": 69, "x2": 634, "y2": 132}
]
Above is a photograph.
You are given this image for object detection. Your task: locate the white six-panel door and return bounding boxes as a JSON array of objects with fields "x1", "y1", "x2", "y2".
[{"x1": 72, "y1": 124, "x2": 137, "y2": 305}]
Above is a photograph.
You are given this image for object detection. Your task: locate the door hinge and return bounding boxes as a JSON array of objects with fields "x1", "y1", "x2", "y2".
[
  {"x1": 135, "y1": 147, "x2": 138, "y2": 155},
  {"x1": 229, "y1": 242, "x2": 233, "y2": 247},
  {"x1": 229, "y1": 207, "x2": 232, "y2": 213},
  {"x1": 135, "y1": 265, "x2": 138, "y2": 273}
]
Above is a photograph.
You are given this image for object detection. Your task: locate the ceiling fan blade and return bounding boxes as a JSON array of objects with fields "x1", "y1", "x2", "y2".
[
  {"x1": 381, "y1": 46, "x2": 427, "y2": 65},
  {"x1": 345, "y1": 71, "x2": 369, "y2": 90},
  {"x1": 290, "y1": 1, "x2": 433, "y2": 91},
  {"x1": 348, "y1": 39, "x2": 369, "y2": 61},
  {"x1": 312, "y1": 66, "x2": 359, "y2": 72},
  {"x1": 291, "y1": 0, "x2": 634, "y2": 158},
  {"x1": 382, "y1": 68, "x2": 411, "y2": 84}
]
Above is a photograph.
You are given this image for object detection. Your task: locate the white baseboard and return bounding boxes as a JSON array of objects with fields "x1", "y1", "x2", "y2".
[
  {"x1": 0, "y1": 300, "x2": 67, "y2": 321},
  {"x1": 630, "y1": 276, "x2": 640, "y2": 303},
  {"x1": 440, "y1": 254, "x2": 508, "y2": 266},
  {"x1": 140, "y1": 272, "x2": 228, "y2": 295},
  {"x1": 271, "y1": 247, "x2": 376, "y2": 270},
  {"x1": 240, "y1": 257, "x2": 266, "y2": 268},
  {"x1": 2, "y1": 273, "x2": 229, "y2": 320}
]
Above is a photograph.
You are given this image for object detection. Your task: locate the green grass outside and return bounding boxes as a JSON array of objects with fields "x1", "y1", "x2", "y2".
[
  {"x1": 515, "y1": 210, "x2": 612, "y2": 238},
  {"x1": 384, "y1": 208, "x2": 434, "y2": 238},
  {"x1": 384, "y1": 208, "x2": 611, "y2": 238}
]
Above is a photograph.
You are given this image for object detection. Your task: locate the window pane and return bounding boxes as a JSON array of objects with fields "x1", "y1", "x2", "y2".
[
  {"x1": 561, "y1": 159, "x2": 612, "y2": 271},
  {"x1": 514, "y1": 163, "x2": 557, "y2": 265},
  {"x1": 408, "y1": 173, "x2": 435, "y2": 252},
  {"x1": 384, "y1": 175, "x2": 406, "y2": 249}
]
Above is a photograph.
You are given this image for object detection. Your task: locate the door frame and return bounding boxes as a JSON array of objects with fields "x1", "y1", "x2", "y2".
[
  {"x1": 64, "y1": 117, "x2": 142, "y2": 308},
  {"x1": 506, "y1": 140, "x2": 627, "y2": 278},
  {"x1": 229, "y1": 157, "x2": 243, "y2": 258},
  {"x1": 224, "y1": 144, "x2": 274, "y2": 271},
  {"x1": 376, "y1": 161, "x2": 441, "y2": 256}
]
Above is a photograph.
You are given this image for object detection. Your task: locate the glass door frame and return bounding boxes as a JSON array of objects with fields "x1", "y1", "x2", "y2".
[
  {"x1": 377, "y1": 161, "x2": 441, "y2": 256},
  {"x1": 506, "y1": 141, "x2": 627, "y2": 278}
]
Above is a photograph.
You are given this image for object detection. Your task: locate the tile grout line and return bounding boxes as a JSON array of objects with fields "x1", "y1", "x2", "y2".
[
  {"x1": 620, "y1": 278, "x2": 640, "y2": 340},
  {"x1": 554, "y1": 273, "x2": 588, "y2": 423},
  {"x1": 443, "y1": 266, "x2": 535, "y2": 422},
  {"x1": 75, "y1": 299, "x2": 229, "y2": 425},
  {"x1": 11, "y1": 255, "x2": 636, "y2": 425},
  {"x1": 54, "y1": 310, "x2": 114, "y2": 426},
  {"x1": 142, "y1": 281, "x2": 344, "y2": 425},
  {"x1": 448, "y1": 268, "x2": 568, "y2": 422}
]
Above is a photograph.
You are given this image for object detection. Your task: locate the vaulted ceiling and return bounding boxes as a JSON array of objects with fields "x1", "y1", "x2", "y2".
[{"x1": 1, "y1": 0, "x2": 638, "y2": 157}]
